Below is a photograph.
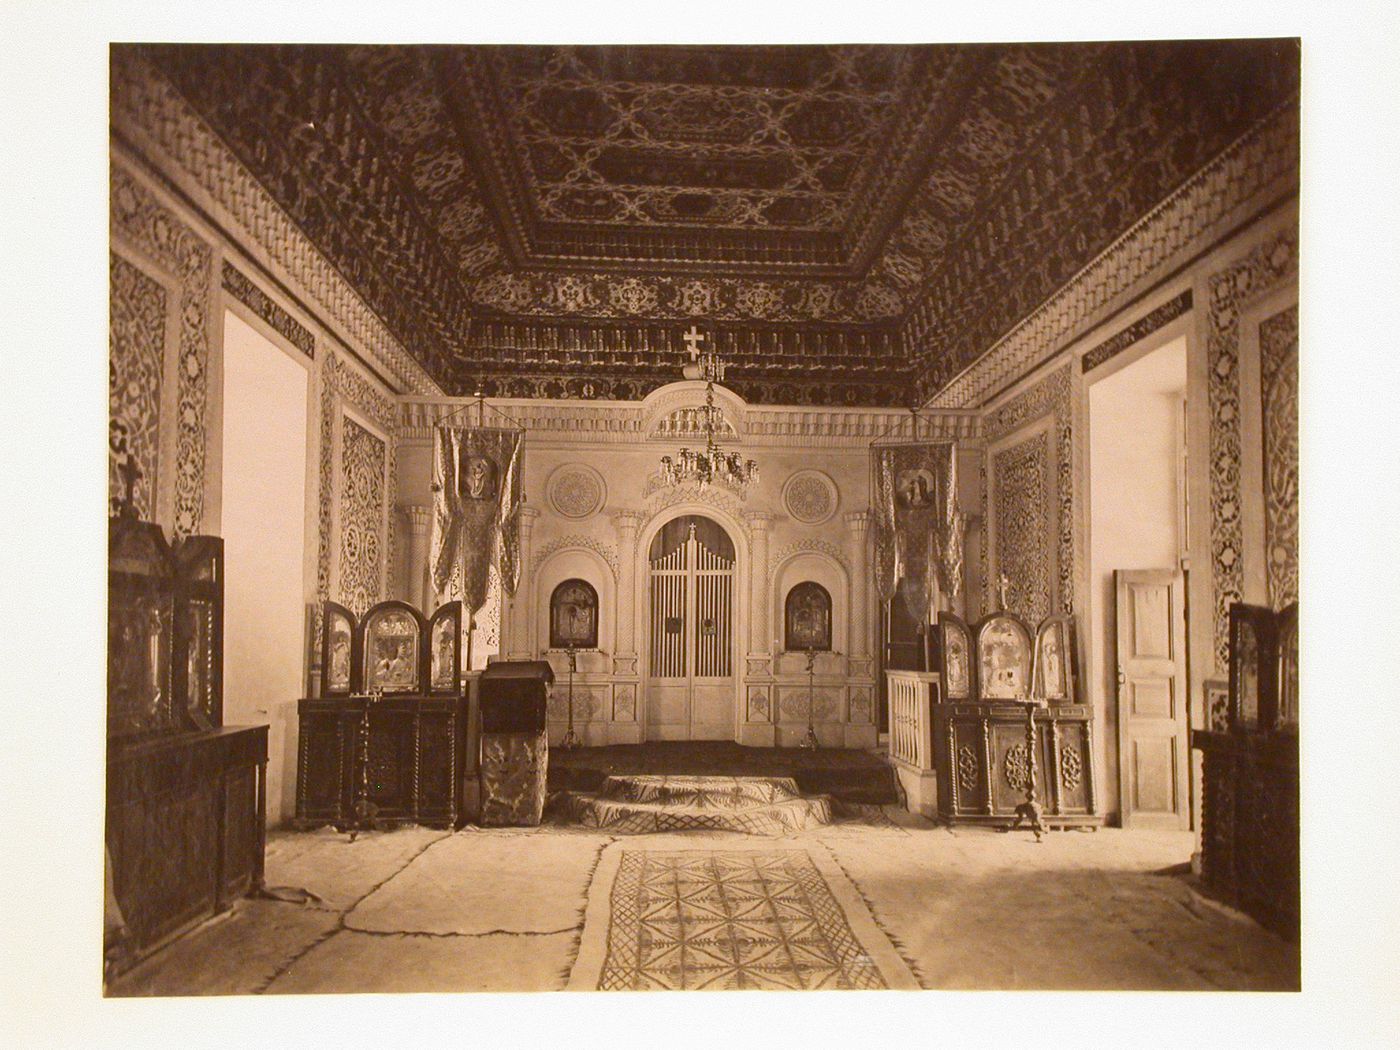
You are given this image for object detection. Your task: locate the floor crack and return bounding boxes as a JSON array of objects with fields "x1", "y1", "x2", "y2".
[{"x1": 251, "y1": 830, "x2": 452, "y2": 994}]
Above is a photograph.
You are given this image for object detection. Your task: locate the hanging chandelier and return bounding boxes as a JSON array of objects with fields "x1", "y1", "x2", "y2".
[{"x1": 659, "y1": 325, "x2": 759, "y2": 490}]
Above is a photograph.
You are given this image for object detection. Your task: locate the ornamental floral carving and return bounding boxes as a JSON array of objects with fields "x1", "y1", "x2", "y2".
[
  {"x1": 533, "y1": 536, "x2": 619, "y2": 579},
  {"x1": 110, "y1": 161, "x2": 213, "y2": 537},
  {"x1": 957, "y1": 745, "x2": 979, "y2": 792},
  {"x1": 1003, "y1": 743, "x2": 1031, "y2": 793},
  {"x1": 1059, "y1": 744, "x2": 1083, "y2": 790},
  {"x1": 548, "y1": 464, "x2": 607, "y2": 519},
  {"x1": 1206, "y1": 228, "x2": 1298, "y2": 670},
  {"x1": 783, "y1": 470, "x2": 839, "y2": 525}
]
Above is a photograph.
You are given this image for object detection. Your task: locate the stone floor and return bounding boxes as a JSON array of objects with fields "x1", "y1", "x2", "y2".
[{"x1": 107, "y1": 809, "x2": 1299, "y2": 995}]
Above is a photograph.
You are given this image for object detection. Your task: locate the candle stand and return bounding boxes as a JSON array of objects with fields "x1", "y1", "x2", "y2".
[
  {"x1": 1003, "y1": 697, "x2": 1050, "y2": 841},
  {"x1": 799, "y1": 648, "x2": 820, "y2": 750},
  {"x1": 348, "y1": 687, "x2": 384, "y2": 841},
  {"x1": 560, "y1": 645, "x2": 581, "y2": 749}
]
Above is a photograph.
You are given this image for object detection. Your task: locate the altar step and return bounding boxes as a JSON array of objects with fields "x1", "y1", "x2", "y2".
[
  {"x1": 547, "y1": 741, "x2": 900, "y2": 805},
  {"x1": 554, "y1": 775, "x2": 835, "y2": 834}
]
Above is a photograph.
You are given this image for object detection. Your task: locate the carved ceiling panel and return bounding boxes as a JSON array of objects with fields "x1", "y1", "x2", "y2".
[{"x1": 131, "y1": 41, "x2": 1297, "y2": 406}]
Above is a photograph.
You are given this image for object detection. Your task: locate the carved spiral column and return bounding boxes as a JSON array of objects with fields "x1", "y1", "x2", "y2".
[
  {"x1": 610, "y1": 511, "x2": 645, "y2": 664},
  {"x1": 507, "y1": 506, "x2": 540, "y2": 658},
  {"x1": 844, "y1": 510, "x2": 871, "y2": 658},
  {"x1": 744, "y1": 512, "x2": 774, "y2": 654},
  {"x1": 400, "y1": 504, "x2": 432, "y2": 609}
]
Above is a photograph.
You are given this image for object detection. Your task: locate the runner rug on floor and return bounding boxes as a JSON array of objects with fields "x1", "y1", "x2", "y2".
[{"x1": 567, "y1": 840, "x2": 918, "y2": 991}]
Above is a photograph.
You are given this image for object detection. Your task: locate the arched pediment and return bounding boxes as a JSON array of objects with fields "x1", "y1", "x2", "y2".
[{"x1": 640, "y1": 380, "x2": 747, "y2": 441}]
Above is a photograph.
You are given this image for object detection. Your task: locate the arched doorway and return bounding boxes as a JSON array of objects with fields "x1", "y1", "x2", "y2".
[{"x1": 645, "y1": 515, "x2": 736, "y2": 740}]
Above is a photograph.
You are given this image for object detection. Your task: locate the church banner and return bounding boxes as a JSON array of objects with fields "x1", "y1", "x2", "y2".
[
  {"x1": 872, "y1": 442, "x2": 963, "y2": 621},
  {"x1": 430, "y1": 424, "x2": 524, "y2": 614}
]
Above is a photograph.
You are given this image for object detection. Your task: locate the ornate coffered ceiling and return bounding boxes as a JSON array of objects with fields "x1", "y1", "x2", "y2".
[{"x1": 130, "y1": 41, "x2": 1298, "y2": 406}]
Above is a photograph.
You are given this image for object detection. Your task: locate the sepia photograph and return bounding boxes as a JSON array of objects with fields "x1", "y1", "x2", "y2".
[{"x1": 4, "y1": 1, "x2": 1399, "y2": 1046}]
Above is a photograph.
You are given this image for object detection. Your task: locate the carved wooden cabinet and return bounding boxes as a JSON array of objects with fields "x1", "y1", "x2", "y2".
[
  {"x1": 930, "y1": 610, "x2": 1100, "y2": 828},
  {"x1": 106, "y1": 501, "x2": 266, "y2": 969},
  {"x1": 296, "y1": 694, "x2": 466, "y2": 829},
  {"x1": 1191, "y1": 601, "x2": 1299, "y2": 939},
  {"x1": 933, "y1": 702, "x2": 1098, "y2": 826},
  {"x1": 107, "y1": 726, "x2": 267, "y2": 953},
  {"x1": 296, "y1": 600, "x2": 467, "y2": 830}
]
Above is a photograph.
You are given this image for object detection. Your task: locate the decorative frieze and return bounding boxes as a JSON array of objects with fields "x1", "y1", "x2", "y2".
[
  {"x1": 1080, "y1": 290, "x2": 1192, "y2": 374},
  {"x1": 221, "y1": 260, "x2": 315, "y2": 359},
  {"x1": 533, "y1": 535, "x2": 620, "y2": 579}
]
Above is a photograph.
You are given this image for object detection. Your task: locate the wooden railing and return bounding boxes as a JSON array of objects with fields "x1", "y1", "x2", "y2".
[{"x1": 886, "y1": 670, "x2": 939, "y2": 771}]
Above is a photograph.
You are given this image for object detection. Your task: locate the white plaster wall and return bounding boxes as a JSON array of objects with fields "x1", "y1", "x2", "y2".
[
  {"x1": 1087, "y1": 335, "x2": 1187, "y2": 819},
  {"x1": 220, "y1": 309, "x2": 312, "y2": 827}
]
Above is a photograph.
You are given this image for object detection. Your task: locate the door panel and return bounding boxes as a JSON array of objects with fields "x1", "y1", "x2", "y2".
[
  {"x1": 645, "y1": 517, "x2": 735, "y2": 740},
  {"x1": 1116, "y1": 569, "x2": 1189, "y2": 828}
]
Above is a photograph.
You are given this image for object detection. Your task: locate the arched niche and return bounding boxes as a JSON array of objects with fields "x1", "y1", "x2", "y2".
[
  {"x1": 772, "y1": 550, "x2": 848, "y2": 676},
  {"x1": 535, "y1": 546, "x2": 614, "y2": 675}
]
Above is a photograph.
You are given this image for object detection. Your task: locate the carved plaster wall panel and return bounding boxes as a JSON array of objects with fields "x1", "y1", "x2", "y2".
[
  {"x1": 770, "y1": 538, "x2": 850, "y2": 576},
  {"x1": 778, "y1": 687, "x2": 841, "y2": 723},
  {"x1": 1206, "y1": 229, "x2": 1297, "y2": 670},
  {"x1": 848, "y1": 687, "x2": 873, "y2": 725},
  {"x1": 747, "y1": 686, "x2": 771, "y2": 722},
  {"x1": 317, "y1": 351, "x2": 399, "y2": 622},
  {"x1": 548, "y1": 684, "x2": 606, "y2": 722},
  {"x1": 1260, "y1": 305, "x2": 1299, "y2": 610},
  {"x1": 613, "y1": 683, "x2": 637, "y2": 722},
  {"x1": 109, "y1": 252, "x2": 168, "y2": 519},
  {"x1": 782, "y1": 470, "x2": 839, "y2": 525},
  {"x1": 983, "y1": 366, "x2": 1073, "y2": 617},
  {"x1": 547, "y1": 463, "x2": 607, "y2": 519},
  {"x1": 338, "y1": 417, "x2": 387, "y2": 616},
  {"x1": 110, "y1": 161, "x2": 214, "y2": 537},
  {"x1": 990, "y1": 433, "x2": 1054, "y2": 625}
]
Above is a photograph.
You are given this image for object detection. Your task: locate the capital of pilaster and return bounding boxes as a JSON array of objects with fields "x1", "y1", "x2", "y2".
[
  {"x1": 519, "y1": 505, "x2": 542, "y2": 524},
  {"x1": 843, "y1": 510, "x2": 871, "y2": 532},
  {"x1": 400, "y1": 504, "x2": 433, "y2": 531},
  {"x1": 609, "y1": 509, "x2": 647, "y2": 534},
  {"x1": 742, "y1": 510, "x2": 774, "y2": 532}
]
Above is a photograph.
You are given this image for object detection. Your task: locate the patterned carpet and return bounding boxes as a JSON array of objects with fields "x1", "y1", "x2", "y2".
[
  {"x1": 556, "y1": 775, "x2": 834, "y2": 834},
  {"x1": 568, "y1": 842, "x2": 919, "y2": 991}
]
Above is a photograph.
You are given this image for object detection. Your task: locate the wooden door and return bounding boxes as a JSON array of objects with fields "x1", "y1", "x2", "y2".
[
  {"x1": 1115, "y1": 569, "x2": 1189, "y2": 828},
  {"x1": 645, "y1": 517, "x2": 736, "y2": 740}
]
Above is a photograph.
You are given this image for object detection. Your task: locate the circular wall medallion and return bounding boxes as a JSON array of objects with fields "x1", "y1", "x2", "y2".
[
  {"x1": 547, "y1": 464, "x2": 607, "y2": 519},
  {"x1": 782, "y1": 469, "x2": 838, "y2": 525}
]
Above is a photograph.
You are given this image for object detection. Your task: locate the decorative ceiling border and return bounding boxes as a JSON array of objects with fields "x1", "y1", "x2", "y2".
[
  {"x1": 110, "y1": 51, "x2": 442, "y2": 398},
  {"x1": 924, "y1": 98, "x2": 1299, "y2": 410}
]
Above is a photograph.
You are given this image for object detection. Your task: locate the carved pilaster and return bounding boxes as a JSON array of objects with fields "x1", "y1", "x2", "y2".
[
  {"x1": 743, "y1": 511, "x2": 774, "y2": 653},
  {"x1": 844, "y1": 510, "x2": 871, "y2": 659},
  {"x1": 400, "y1": 504, "x2": 432, "y2": 609},
  {"x1": 508, "y1": 506, "x2": 541, "y2": 658},
  {"x1": 610, "y1": 510, "x2": 646, "y2": 661}
]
